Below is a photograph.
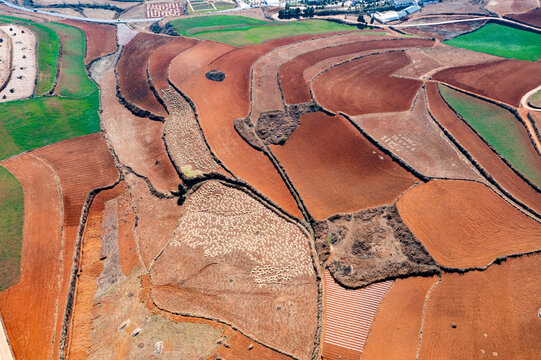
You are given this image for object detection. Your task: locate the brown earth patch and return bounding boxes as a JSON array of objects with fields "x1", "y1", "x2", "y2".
[
  {"x1": 393, "y1": 48, "x2": 443, "y2": 79},
  {"x1": 419, "y1": 41, "x2": 501, "y2": 68},
  {"x1": 0, "y1": 28, "x2": 9, "y2": 90},
  {"x1": 312, "y1": 51, "x2": 423, "y2": 116},
  {"x1": 363, "y1": 276, "x2": 438, "y2": 360},
  {"x1": 60, "y1": 19, "x2": 117, "y2": 64},
  {"x1": 419, "y1": 253, "x2": 541, "y2": 359},
  {"x1": 433, "y1": 59, "x2": 541, "y2": 107},
  {"x1": 486, "y1": 0, "x2": 538, "y2": 15},
  {"x1": 271, "y1": 111, "x2": 418, "y2": 220},
  {"x1": 426, "y1": 81, "x2": 541, "y2": 215},
  {"x1": 507, "y1": 7, "x2": 541, "y2": 27},
  {"x1": 314, "y1": 205, "x2": 438, "y2": 288},
  {"x1": 397, "y1": 179, "x2": 541, "y2": 269},
  {"x1": 403, "y1": 20, "x2": 487, "y2": 40}
]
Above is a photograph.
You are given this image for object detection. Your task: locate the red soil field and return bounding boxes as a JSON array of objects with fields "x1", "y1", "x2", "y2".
[
  {"x1": 419, "y1": 253, "x2": 541, "y2": 359},
  {"x1": 271, "y1": 112, "x2": 418, "y2": 220},
  {"x1": 322, "y1": 270, "x2": 393, "y2": 360},
  {"x1": 101, "y1": 68, "x2": 180, "y2": 194},
  {"x1": 147, "y1": 36, "x2": 200, "y2": 92},
  {"x1": 168, "y1": 37, "x2": 333, "y2": 218},
  {"x1": 362, "y1": 276, "x2": 438, "y2": 360},
  {"x1": 351, "y1": 88, "x2": 483, "y2": 181},
  {"x1": 61, "y1": 19, "x2": 117, "y2": 64},
  {"x1": 117, "y1": 33, "x2": 172, "y2": 118},
  {"x1": 279, "y1": 38, "x2": 433, "y2": 104},
  {"x1": 312, "y1": 51, "x2": 423, "y2": 116},
  {"x1": 32, "y1": 133, "x2": 119, "y2": 358},
  {"x1": 393, "y1": 48, "x2": 443, "y2": 79},
  {"x1": 507, "y1": 7, "x2": 541, "y2": 27},
  {"x1": 0, "y1": 153, "x2": 62, "y2": 360},
  {"x1": 426, "y1": 82, "x2": 541, "y2": 215},
  {"x1": 433, "y1": 59, "x2": 541, "y2": 107},
  {"x1": 397, "y1": 179, "x2": 541, "y2": 269}
]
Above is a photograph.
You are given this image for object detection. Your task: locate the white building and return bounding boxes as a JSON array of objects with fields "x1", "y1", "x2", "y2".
[{"x1": 374, "y1": 11, "x2": 401, "y2": 23}]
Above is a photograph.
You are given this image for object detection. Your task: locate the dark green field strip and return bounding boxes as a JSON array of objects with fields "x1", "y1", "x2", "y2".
[
  {"x1": 170, "y1": 15, "x2": 269, "y2": 36},
  {"x1": 440, "y1": 85, "x2": 541, "y2": 188},
  {"x1": 0, "y1": 166, "x2": 24, "y2": 292}
]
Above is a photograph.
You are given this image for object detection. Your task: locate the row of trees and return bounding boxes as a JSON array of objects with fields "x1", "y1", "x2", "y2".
[{"x1": 278, "y1": 4, "x2": 315, "y2": 19}]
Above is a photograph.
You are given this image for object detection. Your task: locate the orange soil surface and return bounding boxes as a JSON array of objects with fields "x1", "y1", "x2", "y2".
[
  {"x1": 117, "y1": 33, "x2": 172, "y2": 117},
  {"x1": 426, "y1": 82, "x2": 541, "y2": 215},
  {"x1": 61, "y1": 19, "x2": 117, "y2": 64},
  {"x1": 507, "y1": 7, "x2": 541, "y2": 27},
  {"x1": 0, "y1": 153, "x2": 62, "y2": 360},
  {"x1": 312, "y1": 51, "x2": 423, "y2": 116},
  {"x1": 32, "y1": 133, "x2": 119, "y2": 358},
  {"x1": 397, "y1": 179, "x2": 541, "y2": 269},
  {"x1": 169, "y1": 37, "x2": 329, "y2": 218},
  {"x1": 147, "y1": 36, "x2": 200, "y2": 92},
  {"x1": 433, "y1": 59, "x2": 541, "y2": 107},
  {"x1": 362, "y1": 276, "x2": 438, "y2": 360},
  {"x1": 419, "y1": 253, "x2": 541, "y2": 359},
  {"x1": 279, "y1": 38, "x2": 433, "y2": 104},
  {"x1": 271, "y1": 112, "x2": 418, "y2": 220},
  {"x1": 101, "y1": 68, "x2": 180, "y2": 194}
]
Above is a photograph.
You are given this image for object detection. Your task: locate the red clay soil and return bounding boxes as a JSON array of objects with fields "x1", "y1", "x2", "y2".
[
  {"x1": 351, "y1": 88, "x2": 483, "y2": 181},
  {"x1": 419, "y1": 253, "x2": 541, "y2": 359},
  {"x1": 426, "y1": 82, "x2": 541, "y2": 215},
  {"x1": 32, "y1": 133, "x2": 119, "y2": 358},
  {"x1": 279, "y1": 38, "x2": 433, "y2": 104},
  {"x1": 433, "y1": 59, "x2": 541, "y2": 107},
  {"x1": 312, "y1": 51, "x2": 423, "y2": 116},
  {"x1": 362, "y1": 276, "x2": 438, "y2": 360},
  {"x1": 117, "y1": 33, "x2": 173, "y2": 118},
  {"x1": 397, "y1": 179, "x2": 541, "y2": 269},
  {"x1": 0, "y1": 153, "x2": 62, "y2": 360},
  {"x1": 507, "y1": 7, "x2": 541, "y2": 27},
  {"x1": 403, "y1": 21, "x2": 486, "y2": 41},
  {"x1": 168, "y1": 37, "x2": 333, "y2": 218},
  {"x1": 271, "y1": 111, "x2": 418, "y2": 220},
  {"x1": 147, "y1": 36, "x2": 200, "y2": 92},
  {"x1": 101, "y1": 68, "x2": 180, "y2": 194},
  {"x1": 61, "y1": 19, "x2": 117, "y2": 64}
]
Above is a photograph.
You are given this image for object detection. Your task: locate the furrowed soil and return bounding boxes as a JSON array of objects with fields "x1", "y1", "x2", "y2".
[
  {"x1": 117, "y1": 32, "x2": 172, "y2": 118},
  {"x1": 418, "y1": 253, "x2": 541, "y2": 359},
  {"x1": 397, "y1": 179, "x2": 541, "y2": 269},
  {"x1": 433, "y1": 59, "x2": 541, "y2": 107},
  {"x1": 507, "y1": 7, "x2": 541, "y2": 27},
  {"x1": 271, "y1": 112, "x2": 418, "y2": 220},
  {"x1": 279, "y1": 37, "x2": 433, "y2": 105},
  {"x1": 101, "y1": 68, "x2": 180, "y2": 194},
  {"x1": 351, "y1": 88, "x2": 483, "y2": 181},
  {"x1": 363, "y1": 276, "x2": 438, "y2": 360},
  {"x1": 486, "y1": 0, "x2": 537, "y2": 15},
  {"x1": 426, "y1": 82, "x2": 541, "y2": 215},
  {"x1": 61, "y1": 19, "x2": 117, "y2": 64},
  {"x1": 312, "y1": 51, "x2": 423, "y2": 116},
  {"x1": 403, "y1": 20, "x2": 487, "y2": 41}
]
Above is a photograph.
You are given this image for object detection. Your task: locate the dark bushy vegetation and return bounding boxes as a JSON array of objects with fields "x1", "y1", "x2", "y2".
[
  {"x1": 278, "y1": 4, "x2": 315, "y2": 19},
  {"x1": 150, "y1": 21, "x2": 179, "y2": 36}
]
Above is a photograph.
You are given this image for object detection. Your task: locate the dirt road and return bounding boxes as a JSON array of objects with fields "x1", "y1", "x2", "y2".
[{"x1": 0, "y1": 313, "x2": 14, "y2": 360}]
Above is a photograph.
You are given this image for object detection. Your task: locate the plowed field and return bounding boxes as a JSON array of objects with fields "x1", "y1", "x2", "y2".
[
  {"x1": 397, "y1": 180, "x2": 541, "y2": 269},
  {"x1": 271, "y1": 112, "x2": 418, "y2": 220},
  {"x1": 312, "y1": 51, "x2": 423, "y2": 116},
  {"x1": 61, "y1": 19, "x2": 116, "y2": 64},
  {"x1": 507, "y1": 7, "x2": 541, "y2": 27}
]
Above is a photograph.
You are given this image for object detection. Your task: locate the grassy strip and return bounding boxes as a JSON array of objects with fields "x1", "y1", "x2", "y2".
[
  {"x1": 440, "y1": 84, "x2": 541, "y2": 187},
  {"x1": 0, "y1": 166, "x2": 24, "y2": 292},
  {"x1": 171, "y1": 15, "x2": 267, "y2": 36},
  {"x1": 0, "y1": 15, "x2": 60, "y2": 95},
  {"x1": 45, "y1": 22, "x2": 96, "y2": 97},
  {"x1": 0, "y1": 90, "x2": 100, "y2": 160},
  {"x1": 444, "y1": 23, "x2": 541, "y2": 61},
  {"x1": 189, "y1": 19, "x2": 356, "y2": 46}
]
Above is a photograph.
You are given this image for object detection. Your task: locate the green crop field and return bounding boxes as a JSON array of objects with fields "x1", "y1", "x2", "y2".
[
  {"x1": 0, "y1": 166, "x2": 24, "y2": 292},
  {"x1": 186, "y1": 18, "x2": 356, "y2": 46},
  {"x1": 171, "y1": 15, "x2": 268, "y2": 36},
  {"x1": 444, "y1": 23, "x2": 541, "y2": 61},
  {"x1": 0, "y1": 15, "x2": 60, "y2": 95},
  {"x1": 0, "y1": 91, "x2": 100, "y2": 160},
  {"x1": 440, "y1": 85, "x2": 541, "y2": 187},
  {"x1": 45, "y1": 22, "x2": 97, "y2": 97}
]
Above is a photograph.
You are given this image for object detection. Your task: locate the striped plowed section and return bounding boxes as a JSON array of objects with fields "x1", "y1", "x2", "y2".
[{"x1": 323, "y1": 270, "x2": 393, "y2": 360}]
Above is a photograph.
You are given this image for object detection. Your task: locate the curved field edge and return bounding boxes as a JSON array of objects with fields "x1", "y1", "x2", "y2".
[
  {"x1": 0, "y1": 15, "x2": 60, "y2": 96},
  {"x1": 443, "y1": 23, "x2": 541, "y2": 62},
  {"x1": 0, "y1": 166, "x2": 23, "y2": 292},
  {"x1": 169, "y1": 15, "x2": 268, "y2": 36},
  {"x1": 439, "y1": 84, "x2": 541, "y2": 188}
]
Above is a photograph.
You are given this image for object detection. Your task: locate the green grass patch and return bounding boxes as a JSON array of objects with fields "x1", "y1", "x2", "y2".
[
  {"x1": 170, "y1": 15, "x2": 267, "y2": 36},
  {"x1": 182, "y1": 18, "x2": 356, "y2": 46},
  {"x1": 529, "y1": 89, "x2": 541, "y2": 108},
  {"x1": 45, "y1": 22, "x2": 97, "y2": 98},
  {"x1": 0, "y1": 166, "x2": 24, "y2": 292},
  {"x1": 440, "y1": 84, "x2": 541, "y2": 187},
  {"x1": 444, "y1": 23, "x2": 541, "y2": 61},
  {"x1": 0, "y1": 15, "x2": 60, "y2": 96},
  {"x1": 0, "y1": 91, "x2": 100, "y2": 160}
]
